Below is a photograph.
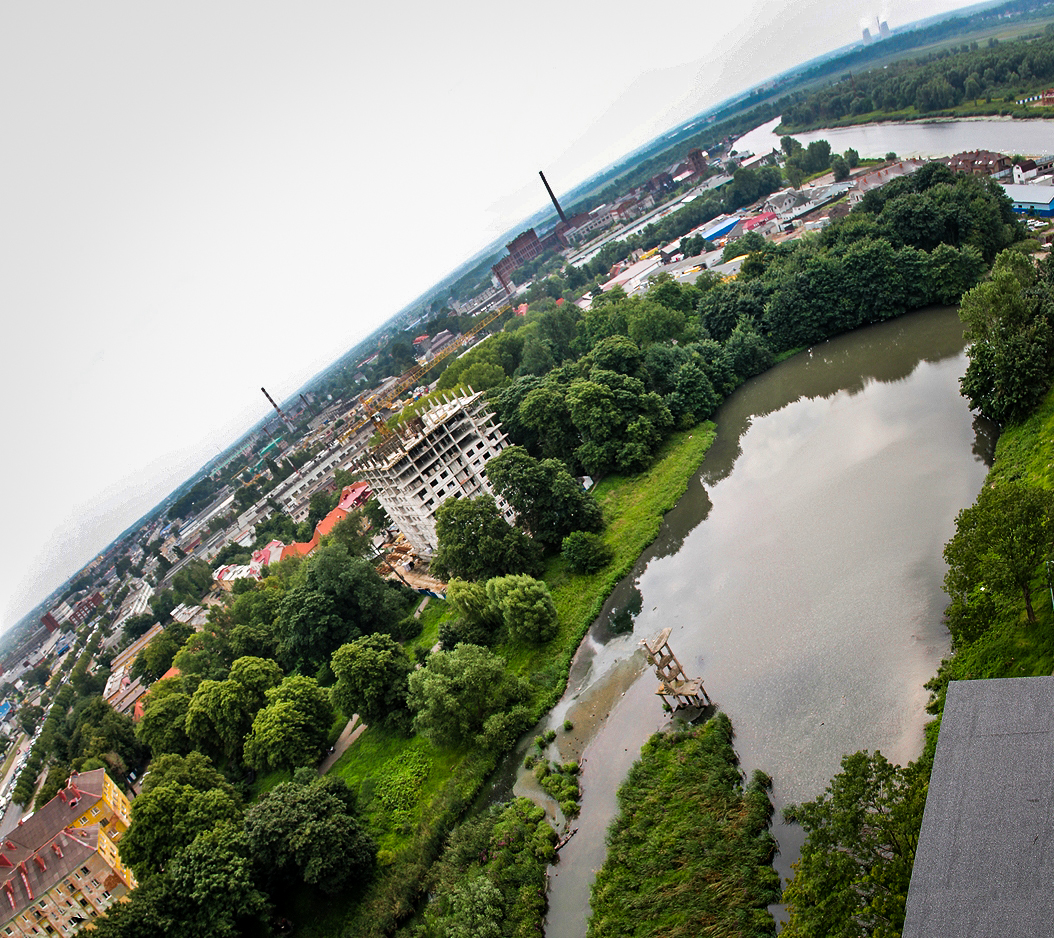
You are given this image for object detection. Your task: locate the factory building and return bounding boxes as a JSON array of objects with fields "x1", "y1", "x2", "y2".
[{"x1": 356, "y1": 390, "x2": 514, "y2": 557}]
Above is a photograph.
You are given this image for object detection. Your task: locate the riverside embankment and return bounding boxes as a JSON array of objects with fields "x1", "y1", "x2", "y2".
[{"x1": 483, "y1": 306, "x2": 994, "y2": 938}]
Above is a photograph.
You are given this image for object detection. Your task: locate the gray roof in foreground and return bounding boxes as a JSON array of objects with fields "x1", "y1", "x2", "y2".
[{"x1": 903, "y1": 677, "x2": 1054, "y2": 937}]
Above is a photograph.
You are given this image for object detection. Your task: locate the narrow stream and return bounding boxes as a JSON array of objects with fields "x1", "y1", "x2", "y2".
[{"x1": 483, "y1": 306, "x2": 995, "y2": 937}]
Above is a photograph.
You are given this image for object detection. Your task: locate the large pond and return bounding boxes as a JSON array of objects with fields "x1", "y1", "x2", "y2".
[{"x1": 485, "y1": 306, "x2": 995, "y2": 937}]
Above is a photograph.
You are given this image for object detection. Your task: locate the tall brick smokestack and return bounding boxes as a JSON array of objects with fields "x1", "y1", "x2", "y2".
[{"x1": 539, "y1": 171, "x2": 568, "y2": 224}]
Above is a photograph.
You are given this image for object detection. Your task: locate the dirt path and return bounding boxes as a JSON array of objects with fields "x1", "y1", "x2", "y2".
[{"x1": 320, "y1": 714, "x2": 367, "y2": 773}]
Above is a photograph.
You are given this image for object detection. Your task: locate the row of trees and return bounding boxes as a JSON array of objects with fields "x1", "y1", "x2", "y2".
[{"x1": 782, "y1": 29, "x2": 1054, "y2": 127}]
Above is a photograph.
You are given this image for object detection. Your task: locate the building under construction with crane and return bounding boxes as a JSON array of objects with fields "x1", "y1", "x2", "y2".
[{"x1": 355, "y1": 389, "x2": 515, "y2": 557}]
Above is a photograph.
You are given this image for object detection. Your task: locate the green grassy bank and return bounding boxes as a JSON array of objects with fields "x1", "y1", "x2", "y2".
[{"x1": 924, "y1": 383, "x2": 1054, "y2": 744}]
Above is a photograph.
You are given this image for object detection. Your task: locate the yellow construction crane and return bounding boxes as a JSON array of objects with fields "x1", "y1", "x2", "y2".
[{"x1": 335, "y1": 304, "x2": 511, "y2": 446}]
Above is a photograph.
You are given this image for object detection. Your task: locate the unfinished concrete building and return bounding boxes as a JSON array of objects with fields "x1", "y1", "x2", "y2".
[{"x1": 356, "y1": 390, "x2": 515, "y2": 557}]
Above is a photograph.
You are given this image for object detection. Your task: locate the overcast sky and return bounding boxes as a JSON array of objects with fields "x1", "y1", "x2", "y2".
[{"x1": 0, "y1": 0, "x2": 978, "y2": 631}]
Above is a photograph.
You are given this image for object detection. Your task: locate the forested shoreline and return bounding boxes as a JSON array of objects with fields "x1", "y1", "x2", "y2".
[
  {"x1": 779, "y1": 251, "x2": 1054, "y2": 936},
  {"x1": 778, "y1": 28, "x2": 1054, "y2": 133}
]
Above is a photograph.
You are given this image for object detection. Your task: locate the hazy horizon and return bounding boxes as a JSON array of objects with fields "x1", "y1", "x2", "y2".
[{"x1": 0, "y1": 0, "x2": 982, "y2": 632}]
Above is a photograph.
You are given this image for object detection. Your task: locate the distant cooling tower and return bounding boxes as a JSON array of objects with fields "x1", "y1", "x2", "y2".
[
  {"x1": 863, "y1": 27, "x2": 872, "y2": 43},
  {"x1": 879, "y1": 20, "x2": 890, "y2": 38}
]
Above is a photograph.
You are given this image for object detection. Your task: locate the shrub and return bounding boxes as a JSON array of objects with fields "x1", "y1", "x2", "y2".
[{"x1": 562, "y1": 531, "x2": 615, "y2": 574}]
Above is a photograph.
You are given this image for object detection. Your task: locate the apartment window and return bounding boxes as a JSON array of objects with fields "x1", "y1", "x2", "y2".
[
  {"x1": 90, "y1": 880, "x2": 100, "y2": 888},
  {"x1": 90, "y1": 807, "x2": 100, "y2": 817},
  {"x1": 80, "y1": 867, "x2": 90, "y2": 876}
]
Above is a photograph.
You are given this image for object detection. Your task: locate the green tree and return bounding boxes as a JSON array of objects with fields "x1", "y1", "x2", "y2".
[
  {"x1": 485, "y1": 446, "x2": 603, "y2": 550},
  {"x1": 566, "y1": 370, "x2": 673, "y2": 476},
  {"x1": 433, "y1": 495, "x2": 544, "y2": 582},
  {"x1": 783, "y1": 751, "x2": 926, "y2": 938},
  {"x1": 17, "y1": 704, "x2": 43, "y2": 735},
  {"x1": 330, "y1": 634, "x2": 413, "y2": 725},
  {"x1": 830, "y1": 155, "x2": 850, "y2": 182},
  {"x1": 163, "y1": 824, "x2": 270, "y2": 938},
  {"x1": 130, "y1": 621, "x2": 194, "y2": 684},
  {"x1": 328, "y1": 508, "x2": 373, "y2": 557},
  {"x1": 243, "y1": 776, "x2": 376, "y2": 895},
  {"x1": 943, "y1": 481, "x2": 1054, "y2": 624},
  {"x1": 443, "y1": 578, "x2": 504, "y2": 647},
  {"x1": 958, "y1": 249, "x2": 1054, "y2": 425},
  {"x1": 276, "y1": 542, "x2": 407, "y2": 672},
  {"x1": 364, "y1": 497, "x2": 391, "y2": 532},
  {"x1": 88, "y1": 878, "x2": 171, "y2": 936},
  {"x1": 136, "y1": 691, "x2": 192, "y2": 757},
  {"x1": 227, "y1": 655, "x2": 283, "y2": 711},
  {"x1": 785, "y1": 165, "x2": 805, "y2": 190},
  {"x1": 307, "y1": 490, "x2": 339, "y2": 531},
  {"x1": 926, "y1": 243, "x2": 986, "y2": 306},
  {"x1": 184, "y1": 678, "x2": 254, "y2": 762},
  {"x1": 485, "y1": 574, "x2": 559, "y2": 644},
  {"x1": 517, "y1": 384, "x2": 580, "y2": 462},
  {"x1": 120, "y1": 771, "x2": 242, "y2": 877},
  {"x1": 407, "y1": 644, "x2": 529, "y2": 747},
  {"x1": 243, "y1": 675, "x2": 334, "y2": 772}
]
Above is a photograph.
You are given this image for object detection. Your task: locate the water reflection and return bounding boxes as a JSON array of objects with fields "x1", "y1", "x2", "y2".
[
  {"x1": 533, "y1": 306, "x2": 990, "y2": 938},
  {"x1": 972, "y1": 413, "x2": 998, "y2": 466},
  {"x1": 702, "y1": 307, "x2": 968, "y2": 487}
]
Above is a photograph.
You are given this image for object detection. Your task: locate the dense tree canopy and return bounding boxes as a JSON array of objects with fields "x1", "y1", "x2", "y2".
[
  {"x1": 330, "y1": 633, "x2": 414, "y2": 726},
  {"x1": 485, "y1": 574, "x2": 559, "y2": 645},
  {"x1": 407, "y1": 643, "x2": 529, "y2": 747},
  {"x1": 243, "y1": 775, "x2": 376, "y2": 895},
  {"x1": 276, "y1": 542, "x2": 408, "y2": 672},
  {"x1": 120, "y1": 754, "x2": 242, "y2": 878},
  {"x1": 958, "y1": 250, "x2": 1054, "y2": 425},
  {"x1": 432, "y1": 496, "x2": 544, "y2": 582},
  {"x1": 243, "y1": 675, "x2": 334, "y2": 772},
  {"x1": 783, "y1": 751, "x2": 926, "y2": 938},
  {"x1": 485, "y1": 446, "x2": 603, "y2": 549}
]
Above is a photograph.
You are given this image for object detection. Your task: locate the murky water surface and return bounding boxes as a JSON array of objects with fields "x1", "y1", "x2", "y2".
[{"x1": 484, "y1": 307, "x2": 995, "y2": 937}]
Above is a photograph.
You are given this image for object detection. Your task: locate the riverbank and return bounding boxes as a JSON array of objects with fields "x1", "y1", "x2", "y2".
[
  {"x1": 776, "y1": 107, "x2": 1054, "y2": 136},
  {"x1": 924, "y1": 381, "x2": 1054, "y2": 732},
  {"x1": 778, "y1": 259, "x2": 1054, "y2": 931},
  {"x1": 315, "y1": 422, "x2": 718, "y2": 938}
]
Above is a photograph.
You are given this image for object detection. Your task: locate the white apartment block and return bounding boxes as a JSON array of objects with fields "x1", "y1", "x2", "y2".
[{"x1": 356, "y1": 391, "x2": 514, "y2": 557}]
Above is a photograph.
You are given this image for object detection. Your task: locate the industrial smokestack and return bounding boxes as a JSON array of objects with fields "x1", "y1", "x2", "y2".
[
  {"x1": 539, "y1": 171, "x2": 568, "y2": 224},
  {"x1": 261, "y1": 386, "x2": 296, "y2": 432}
]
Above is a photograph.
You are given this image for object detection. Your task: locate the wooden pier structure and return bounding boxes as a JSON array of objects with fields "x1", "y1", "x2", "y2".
[{"x1": 640, "y1": 628, "x2": 711, "y2": 710}]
